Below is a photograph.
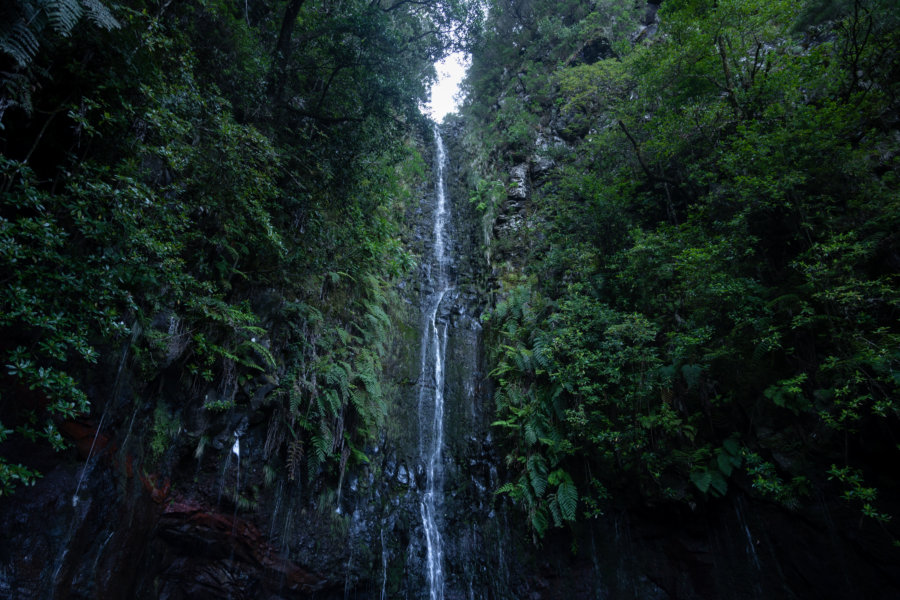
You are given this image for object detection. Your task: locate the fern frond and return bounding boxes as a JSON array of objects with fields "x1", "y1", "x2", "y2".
[
  {"x1": 314, "y1": 422, "x2": 333, "y2": 461},
  {"x1": 321, "y1": 388, "x2": 341, "y2": 417},
  {"x1": 363, "y1": 300, "x2": 391, "y2": 335},
  {"x1": 46, "y1": 0, "x2": 83, "y2": 36},
  {"x1": 530, "y1": 506, "x2": 549, "y2": 538},
  {"x1": 495, "y1": 481, "x2": 520, "y2": 498},
  {"x1": 513, "y1": 346, "x2": 533, "y2": 373},
  {"x1": 548, "y1": 495, "x2": 562, "y2": 527},
  {"x1": 241, "y1": 338, "x2": 277, "y2": 370},
  {"x1": 527, "y1": 454, "x2": 548, "y2": 497},
  {"x1": 556, "y1": 479, "x2": 578, "y2": 522},
  {"x1": 325, "y1": 363, "x2": 349, "y2": 402},
  {"x1": 286, "y1": 439, "x2": 304, "y2": 481},
  {"x1": 0, "y1": 1, "x2": 117, "y2": 69},
  {"x1": 0, "y1": 19, "x2": 41, "y2": 67},
  {"x1": 289, "y1": 379, "x2": 304, "y2": 415},
  {"x1": 524, "y1": 421, "x2": 538, "y2": 446},
  {"x1": 80, "y1": 0, "x2": 120, "y2": 30}
]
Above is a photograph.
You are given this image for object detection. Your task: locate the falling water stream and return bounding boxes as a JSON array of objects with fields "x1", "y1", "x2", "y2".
[{"x1": 417, "y1": 124, "x2": 452, "y2": 600}]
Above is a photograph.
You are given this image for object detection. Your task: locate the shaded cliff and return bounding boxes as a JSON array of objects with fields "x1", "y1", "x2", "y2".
[
  {"x1": 453, "y1": 0, "x2": 900, "y2": 598},
  {"x1": 0, "y1": 119, "x2": 507, "y2": 599}
]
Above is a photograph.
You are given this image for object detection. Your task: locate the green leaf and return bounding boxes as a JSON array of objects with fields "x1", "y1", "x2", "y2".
[
  {"x1": 690, "y1": 470, "x2": 712, "y2": 494},
  {"x1": 527, "y1": 454, "x2": 548, "y2": 497},
  {"x1": 717, "y1": 452, "x2": 735, "y2": 477},
  {"x1": 557, "y1": 479, "x2": 578, "y2": 522}
]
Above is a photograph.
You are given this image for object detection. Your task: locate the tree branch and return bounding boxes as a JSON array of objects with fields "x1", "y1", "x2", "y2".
[{"x1": 617, "y1": 120, "x2": 678, "y2": 186}]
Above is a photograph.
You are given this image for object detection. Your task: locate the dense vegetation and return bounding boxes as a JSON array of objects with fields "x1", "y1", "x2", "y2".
[
  {"x1": 2, "y1": 0, "x2": 898, "y2": 567},
  {"x1": 462, "y1": 0, "x2": 900, "y2": 541},
  {"x1": 0, "y1": 0, "x2": 474, "y2": 495}
]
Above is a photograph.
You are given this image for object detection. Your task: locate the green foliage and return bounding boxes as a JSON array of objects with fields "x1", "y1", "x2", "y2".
[
  {"x1": 469, "y1": 0, "x2": 900, "y2": 538},
  {"x1": 149, "y1": 403, "x2": 180, "y2": 460},
  {"x1": 764, "y1": 374, "x2": 810, "y2": 415},
  {"x1": 828, "y1": 464, "x2": 892, "y2": 523},
  {"x1": 0, "y1": 424, "x2": 41, "y2": 495},
  {"x1": 1, "y1": 0, "x2": 453, "y2": 493},
  {"x1": 744, "y1": 451, "x2": 808, "y2": 509}
]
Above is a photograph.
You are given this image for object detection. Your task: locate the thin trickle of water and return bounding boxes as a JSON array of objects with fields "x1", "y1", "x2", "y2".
[
  {"x1": 417, "y1": 125, "x2": 453, "y2": 600},
  {"x1": 381, "y1": 529, "x2": 389, "y2": 600},
  {"x1": 218, "y1": 451, "x2": 231, "y2": 507},
  {"x1": 72, "y1": 406, "x2": 108, "y2": 508},
  {"x1": 734, "y1": 498, "x2": 761, "y2": 571},
  {"x1": 72, "y1": 325, "x2": 138, "y2": 506},
  {"x1": 233, "y1": 437, "x2": 241, "y2": 497},
  {"x1": 344, "y1": 540, "x2": 354, "y2": 600}
]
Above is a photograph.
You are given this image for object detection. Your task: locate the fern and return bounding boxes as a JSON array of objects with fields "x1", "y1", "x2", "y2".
[
  {"x1": 0, "y1": 1, "x2": 119, "y2": 68},
  {"x1": 548, "y1": 496, "x2": 563, "y2": 527},
  {"x1": 320, "y1": 388, "x2": 341, "y2": 418},
  {"x1": 532, "y1": 333, "x2": 553, "y2": 371},
  {"x1": 524, "y1": 421, "x2": 538, "y2": 446},
  {"x1": 495, "y1": 481, "x2": 520, "y2": 497},
  {"x1": 527, "y1": 454, "x2": 548, "y2": 497},
  {"x1": 46, "y1": 0, "x2": 83, "y2": 36},
  {"x1": 263, "y1": 464, "x2": 277, "y2": 487},
  {"x1": 556, "y1": 479, "x2": 578, "y2": 522},
  {"x1": 80, "y1": 0, "x2": 119, "y2": 29},
  {"x1": 286, "y1": 439, "x2": 303, "y2": 481},
  {"x1": 355, "y1": 351, "x2": 381, "y2": 397},
  {"x1": 325, "y1": 363, "x2": 349, "y2": 403},
  {"x1": 512, "y1": 345, "x2": 533, "y2": 374},
  {"x1": 0, "y1": 18, "x2": 41, "y2": 67},
  {"x1": 335, "y1": 327, "x2": 352, "y2": 345},
  {"x1": 240, "y1": 337, "x2": 277, "y2": 371},
  {"x1": 313, "y1": 422, "x2": 333, "y2": 462},
  {"x1": 289, "y1": 378, "x2": 304, "y2": 415},
  {"x1": 530, "y1": 506, "x2": 549, "y2": 538}
]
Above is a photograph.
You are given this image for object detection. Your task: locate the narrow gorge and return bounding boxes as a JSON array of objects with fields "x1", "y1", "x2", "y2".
[{"x1": 2, "y1": 0, "x2": 899, "y2": 598}]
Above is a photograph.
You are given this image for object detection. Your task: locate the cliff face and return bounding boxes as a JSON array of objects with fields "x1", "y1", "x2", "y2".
[
  {"x1": 0, "y1": 3, "x2": 476, "y2": 596},
  {"x1": 447, "y1": 0, "x2": 900, "y2": 596},
  {"x1": 2, "y1": 112, "x2": 898, "y2": 600},
  {"x1": 446, "y1": 103, "x2": 900, "y2": 600},
  {"x1": 0, "y1": 323, "x2": 366, "y2": 599},
  {"x1": 0, "y1": 121, "x2": 507, "y2": 600}
]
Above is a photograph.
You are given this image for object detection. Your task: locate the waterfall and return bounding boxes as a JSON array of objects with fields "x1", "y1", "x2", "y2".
[{"x1": 417, "y1": 124, "x2": 452, "y2": 600}]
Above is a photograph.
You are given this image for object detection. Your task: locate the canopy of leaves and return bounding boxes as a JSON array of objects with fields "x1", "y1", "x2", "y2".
[{"x1": 466, "y1": 0, "x2": 900, "y2": 541}]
